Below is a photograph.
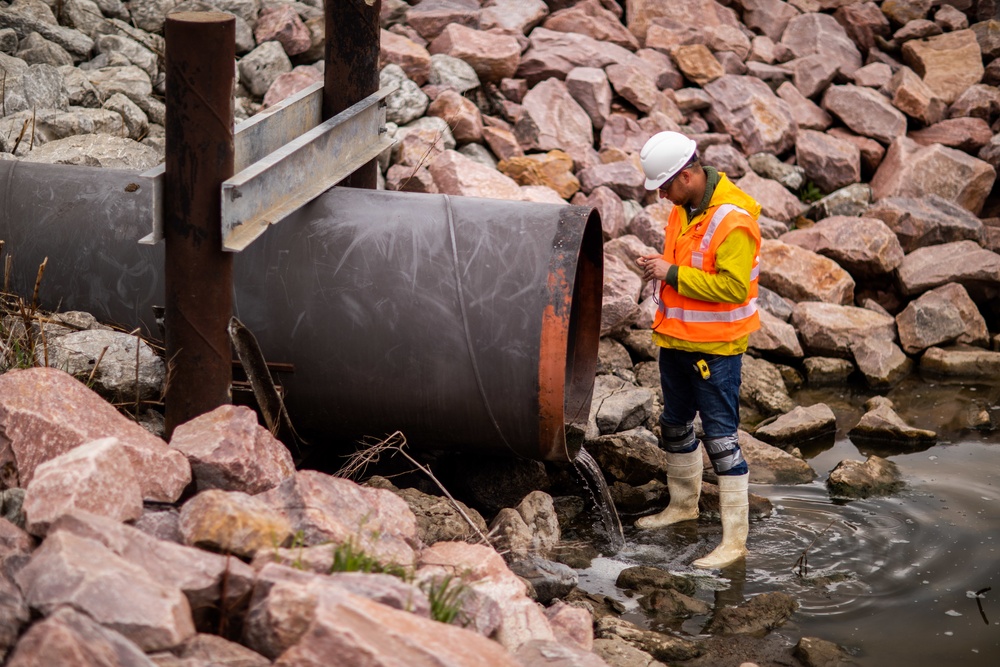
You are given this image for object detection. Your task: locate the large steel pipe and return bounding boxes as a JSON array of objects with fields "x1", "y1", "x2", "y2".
[{"x1": 0, "y1": 162, "x2": 603, "y2": 461}]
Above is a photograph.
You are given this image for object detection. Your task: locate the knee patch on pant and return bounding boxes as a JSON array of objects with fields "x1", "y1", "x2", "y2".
[
  {"x1": 659, "y1": 419, "x2": 698, "y2": 453},
  {"x1": 703, "y1": 434, "x2": 747, "y2": 475}
]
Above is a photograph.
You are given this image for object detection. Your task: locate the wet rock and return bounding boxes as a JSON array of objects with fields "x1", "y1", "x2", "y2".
[
  {"x1": 515, "y1": 639, "x2": 608, "y2": 667},
  {"x1": 795, "y1": 130, "x2": 860, "y2": 194},
  {"x1": 516, "y1": 27, "x2": 631, "y2": 87},
  {"x1": 23, "y1": 437, "x2": 142, "y2": 536},
  {"x1": 759, "y1": 240, "x2": 855, "y2": 305},
  {"x1": 585, "y1": 428, "x2": 667, "y2": 486},
  {"x1": 544, "y1": 0, "x2": 637, "y2": 51},
  {"x1": 794, "y1": 636, "x2": 858, "y2": 667},
  {"x1": 895, "y1": 282, "x2": 989, "y2": 354},
  {"x1": 429, "y1": 149, "x2": 522, "y2": 200},
  {"x1": 909, "y1": 117, "x2": 995, "y2": 153},
  {"x1": 169, "y1": 404, "x2": 295, "y2": 494},
  {"x1": 592, "y1": 636, "x2": 667, "y2": 667},
  {"x1": 895, "y1": 240, "x2": 1000, "y2": 296},
  {"x1": 21, "y1": 133, "x2": 160, "y2": 169},
  {"x1": 4, "y1": 606, "x2": 153, "y2": 667},
  {"x1": 792, "y1": 302, "x2": 897, "y2": 359},
  {"x1": 637, "y1": 587, "x2": 711, "y2": 624},
  {"x1": 616, "y1": 566, "x2": 696, "y2": 597},
  {"x1": 805, "y1": 183, "x2": 873, "y2": 220},
  {"x1": 780, "y1": 215, "x2": 904, "y2": 279},
  {"x1": 704, "y1": 591, "x2": 798, "y2": 636},
  {"x1": 887, "y1": 66, "x2": 947, "y2": 125},
  {"x1": 739, "y1": 431, "x2": 818, "y2": 485},
  {"x1": 864, "y1": 194, "x2": 984, "y2": 253},
  {"x1": 851, "y1": 338, "x2": 913, "y2": 389},
  {"x1": 590, "y1": 375, "x2": 655, "y2": 435},
  {"x1": 703, "y1": 75, "x2": 796, "y2": 156},
  {"x1": 748, "y1": 308, "x2": 803, "y2": 358},
  {"x1": 544, "y1": 600, "x2": 593, "y2": 651},
  {"x1": 429, "y1": 24, "x2": 520, "y2": 83},
  {"x1": 740, "y1": 355, "x2": 796, "y2": 418},
  {"x1": 258, "y1": 470, "x2": 418, "y2": 566},
  {"x1": 418, "y1": 541, "x2": 556, "y2": 652},
  {"x1": 179, "y1": 489, "x2": 293, "y2": 560},
  {"x1": 803, "y1": 356, "x2": 855, "y2": 385},
  {"x1": 827, "y1": 454, "x2": 904, "y2": 499},
  {"x1": 522, "y1": 77, "x2": 594, "y2": 151},
  {"x1": 919, "y1": 345, "x2": 1000, "y2": 378},
  {"x1": 735, "y1": 172, "x2": 806, "y2": 223},
  {"x1": 370, "y1": 477, "x2": 487, "y2": 545},
  {"x1": 381, "y1": 63, "x2": 429, "y2": 125},
  {"x1": 821, "y1": 84, "x2": 908, "y2": 145},
  {"x1": 901, "y1": 29, "x2": 984, "y2": 104},
  {"x1": 16, "y1": 530, "x2": 195, "y2": 651},
  {"x1": 873, "y1": 136, "x2": 997, "y2": 216},
  {"x1": 848, "y1": 396, "x2": 936, "y2": 447},
  {"x1": 509, "y1": 556, "x2": 578, "y2": 604},
  {"x1": 0, "y1": 367, "x2": 190, "y2": 502},
  {"x1": 754, "y1": 404, "x2": 836, "y2": 447},
  {"x1": 594, "y1": 616, "x2": 701, "y2": 663}
]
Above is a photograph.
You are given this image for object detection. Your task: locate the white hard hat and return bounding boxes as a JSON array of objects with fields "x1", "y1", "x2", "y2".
[{"x1": 640, "y1": 131, "x2": 698, "y2": 190}]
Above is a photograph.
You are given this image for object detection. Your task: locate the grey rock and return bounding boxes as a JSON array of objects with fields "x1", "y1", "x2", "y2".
[
  {"x1": 851, "y1": 338, "x2": 913, "y2": 389},
  {"x1": 848, "y1": 396, "x2": 936, "y2": 447},
  {"x1": 85, "y1": 65, "x2": 153, "y2": 108},
  {"x1": 239, "y1": 40, "x2": 293, "y2": 98},
  {"x1": 740, "y1": 354, "x2": 796, "y2": 418},
  {"x1": 757, "y1": 285, "x2": 794, "y2": 321},
  {"x1": 739, "y1": 430, "x2": 817, "y2": 485},
  {"x1": 96, "y1": 34, "x2": 158, "y2": 81},
  {"x1": 458, "y1": 142, "x2": 496, "y2": 169},
  {"x1": 791, "y1": 302, "x2": 897, "y2": 359},
  {"x1": 803, "y1": 356, "x2": 855, "y2": 385},
  {"x1": 0, "y1": 52, "x2": 68, "y2": 113},
  {"x1": 381, "y1": 63, "x2": 429, "y2": 125},
  {"x1": 16, "y1": 31, "x2": 73, "y2": 67},
  {"x1": 103, "y1": 92, "x2": 149, "y2": 140},
  {"x1": 427, "y1": 52, "x2": 481, "y2": 92},
  {"x1": 591, "y1": 374, "x2": 655, "y2": 435},
  {"x1": 509, "y1": 556, "x2": 578, "y2": 604},
  {"x1": 895, "y1": 282, "x2": 989, "y2": 354},
  {"x1": 795, "y1": 636, "x2": 858, "y2": 667},
  {"x1": 595, "y1": 616, "x2": 701, "y2": 663},
  {"x1": 0, "y1": 28, "x2": 17, "y2": 55},
  {"x1": 20, "y1": 132, "x2": 161, "y2": 167},
  {"x1": 748, "y1": 152, "x2": 805, "y2": 191},
  {"x1": 58, "y1": 0, "x2": 107, "y2": 40},
  {"x1": 592, "y1": 636, "x2": 669, "y2": 667},
  {"x1": 0, "y1": 8, "x2": 94, "y2": 58},
  {"x1": 754, "y1": 404, "x2": 836, "y2": 446},
  {"x1": 864, "y1": 194, "x2": 984, "y2": 253},
  {"x1": 129, "y1": 0, "x2": 175, "y2": 33},
  {"x1": 597, "y1": 336, "x2": 632, "y2": 375},
  {"x1": 0, "y1": 108, "x2": 123, "y2": 156},
  {"x1": 585, "y1": 428, "x2": 666, "y2": 486},
  {"x1": 704, "y1": 591, "x2": 798, "y2": 635},
  {"x1": 58, "y1": 65, "x2": 102, "y2": 107},
  {"x1": 780, "y1": 215, "x2": 904, "y2": 279},
  {"x1": 805, "y1": 183, "x2": 873, "y2": 220},
  {"x1": 0, "y1": 489, "x2": 26, "y2": 529},
  {"x1": 827, "y1": 454, "x2": 904, "y2": 499},
  {"x1": 748, "y1": 308, "x2": 803, "y2": 358}
]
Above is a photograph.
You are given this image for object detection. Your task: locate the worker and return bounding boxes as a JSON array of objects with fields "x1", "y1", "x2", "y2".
[{"x1": 634, "y1": 131, "x2": 762, "y2": 569}]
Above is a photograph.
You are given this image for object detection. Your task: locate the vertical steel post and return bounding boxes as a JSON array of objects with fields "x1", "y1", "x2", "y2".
[
  {"x1": 324, "y1": 0, "x2": 381, "y2": 189},
  {"x1": 163, "y1": 12, "x2": 236, "y2": 438}
]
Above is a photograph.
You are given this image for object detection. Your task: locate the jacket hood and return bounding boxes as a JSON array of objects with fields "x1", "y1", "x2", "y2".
[{"x1": 711, "y1": 173, "x2": 762, "y2": 221}]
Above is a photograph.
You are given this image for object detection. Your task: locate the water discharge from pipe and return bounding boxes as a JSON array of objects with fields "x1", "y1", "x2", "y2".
[{"x1": 573, "y1": 447, "x2": 625, "y2": 554}]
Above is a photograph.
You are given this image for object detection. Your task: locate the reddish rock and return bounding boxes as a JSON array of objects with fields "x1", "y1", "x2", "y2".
[
  {"x1": 627, "y1": 0, "x2": 742, "y2": 44},
  {"x1": 545, "y1": 600, "x2": 593, "y2": 651},
  {"x1": 706, "y1": 23, "x2": 752, "y2": 60},
  {"x1": 822, "y1": 84, "x2": 908, "y2": 145},
  {"x1": 521, "y1": 78, "x2": 593, "y2": 151},
  {"x1": 262, "y1": 65, "x2": 322, "y2": 109},
  {"x1": 380, "y1": 29, "x2": 432, "y2": 85},
  {"x1": 833, "y1": 1, "x2": 891, "y2": 56},
  {"x1": 971, "y1": 19, "x2": 1000, "y2": 59},
  {"x1": 577, "y1": 159, "x2": 646, "y2": 202},
  {"x1": 428, "y1": 149, "x2": 523, "y2": 200},
  {"x1": 479, "y1": 0, "x2": 548, "y2": 35},
  {"x1": 428, "y1": 24, "x2": 521, "y2": 83},
  {"x1": 585, "y1": 186, "x2": 627, "y2": 240},
  {"x1": 781, "y1": 11, "x2": 863, "y2": 77},
  {"x1": 908, "y1": 117, "x2": 994, "y2": 152},
  {"x1": 598, "y1": 113, "x2": 654, "y2": 155},
  {"x1": 780, "y1": 215, "x2": 904, "y2": 278},
  {"x1": 386, "y1": 163, "x2": 439, "y2": 193},
  {"x1": 887, "y1": 66, "x2": 947, "y2": 125},
  {"x1": 600, "y1": 254, "x2": 642, "y2": 335},
  {"x1": 742, "y1": 0, "x2": 800, "y2": 42},
  {"x1": 948, "y1": 84, "x2": 1000, "y2": 122},
  {"x1": 785, "y1": 54, "x2": 839, "y2": 99},
  {"x1": 795, "y1": 129, "x2": 861, "y2": 193},
  {"x1": 565, "y1": 67, "x2": 612, "y2": 130},
  {"x1": 895, "y1": 18, "x2": 943, "y2": 43},
  {"x1": 481, "y1": 124, "x2": 523, "y2": 161},
  {"x1": 871, "y1": 136, "x2": 996, "y2": 214},
  {"x1": 254, "y1": 4, "x2": 311, "y2": 57},
  {"x1": 519, "y1": 185, "x2": 567, "y2": 204},
  {"x1": 516, "y1": 27, "x2": 631, "y2": 86},
  {"x1": 258, "y1": 470, "x2": 419, "y2": 567},
  {"x1": 23, "y1": 438, "x2": 142, "y2": 536},
  {"x1": 498, "y1": 150, "x2": 579, "y2": 199},
  {"x1": 427, "y1": 89, "x2": 484, "y2": 143},
  {"x1": 405, "y1": 0, "x2": 481, "y2": 42},
  {"x1": 749, "y1": 308, "x2": 804, "y2": 358},
  {"x1": 759, "y1": 239, "x2": 856, "y2": 305},
  {"x1": 896, "y1": 283, "x2": 990, "y2": 354},
  {"x1": 791, "y1": 302, "x2": 897, "y2": 359},
  {"x1": 735, "y1": 172, "x2": 806, "y2": 223},
  {"x1": 895, "y1": 240, "x2": 1000, "y2": 296},
  {"x1": 4, "y1": 607, "x2": 151, "y2": 667},
  {"x1": 671, "y1": 44, "x2": 725, "y2": 87},
  {"x1": 635, "y1": 48, "x2": 685, "y2": 90},
  {"x1": 852, "y1": 62, "x2": 893, "y2": 89},
  {"x1": 851, "y1": 338, "x2": 913, "y2": 389},
  {"x1": 864, "y1": 194, "x2": 984, "y2": 252},
  {"x1": 934, "y1": 5, "x2": 969, "y2": 32},
  {"x1": 704, "y1": 75, "x2": 796, "y2": 156},
  {"x1": 179, "y1": 489, "x2": 294, "y2": 559},
  {"x1": 172, "y1": 634, "x2": 270, "y2": 667},
  {"x1": 393, "y1": 126, "x2": 448, "y2": 168},
  {"x1": 605, "y1": 61, "x2": 660, "y2": 113},
  {"x1": 705, "y1": 143, "x2": 750, "y2": 178},
  {"x1": 50, "y1": 511, "x2": 255, "y2": 622},
  {"x1": 902, "y1": 29, "x2": 984, "y2": 104},
  {"x1": 777, "y1": 82, "x2": 832, "y2": 130},
  {"x1": 627, "y1": 201, "x2": 672, "y2": 250},
  {"x1": 15, "y1": 531, "x2": 195, "y2": 651},
  {"x1": 827, "y1": 127, "x2": 886, "y2": 175},
  {"x1": 0, "y1": 367, "x2": 191, "y2": 503},
  {"x1": 543, "y1": 0, "x2": 638, "y2": 51}
]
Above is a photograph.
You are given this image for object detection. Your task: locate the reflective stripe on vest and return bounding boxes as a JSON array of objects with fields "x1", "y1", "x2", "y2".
[
  {"x1": 690, "y1": 204, "x2": 748, "y2": 270},
  {"x1": 657, "y1": 297, "x2": 759, "y2": 323}
]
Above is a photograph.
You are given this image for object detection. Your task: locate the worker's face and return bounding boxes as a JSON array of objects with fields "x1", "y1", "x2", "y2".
[{"x1": 658, "y1": 169, "x2": 690, "y2": 206}]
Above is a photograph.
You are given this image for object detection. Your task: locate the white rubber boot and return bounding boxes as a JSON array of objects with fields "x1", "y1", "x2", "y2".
[
  {"x1": 635, "y1": 448, "x2": 703, "y2": 529},
  {"x1": 693, "y1": 473, "x2": 749, "y2": 569}
]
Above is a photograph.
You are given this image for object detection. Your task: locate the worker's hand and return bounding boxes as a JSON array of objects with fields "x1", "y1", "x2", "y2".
[{"x1": 636, "y1": 254, "x2": 672, "y2": 282}]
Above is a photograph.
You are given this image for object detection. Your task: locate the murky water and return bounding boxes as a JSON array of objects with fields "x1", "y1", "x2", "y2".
[{"x1": 573, "y1": 375, "x2": 1000, "y2": 665}]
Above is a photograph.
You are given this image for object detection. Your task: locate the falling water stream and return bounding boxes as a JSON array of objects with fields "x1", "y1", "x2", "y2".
[
  {"x1": 573, "y1": 447, "x2": 626, "y2": 554},
  {"x1": 571, "y1": 375, "x2": 1000, "y2": 665}
]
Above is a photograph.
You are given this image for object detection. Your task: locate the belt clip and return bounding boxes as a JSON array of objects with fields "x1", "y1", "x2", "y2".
[{"x1": 695, "y1": 359, "x2": 711, "y2": 380}]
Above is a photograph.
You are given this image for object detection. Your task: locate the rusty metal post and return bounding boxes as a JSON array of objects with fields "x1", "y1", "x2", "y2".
[
  {"x1": 324, "y1": 0, "x2": 381, "y2": 189},
  {"x1": 163, "y1": 12, "x2": 235, "y2": 437}
]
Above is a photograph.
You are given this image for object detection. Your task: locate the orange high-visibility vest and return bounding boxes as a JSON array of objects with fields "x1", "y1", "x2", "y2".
[{"x1": 653, "y1": 203, "x2": 762, "y2": 343}]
